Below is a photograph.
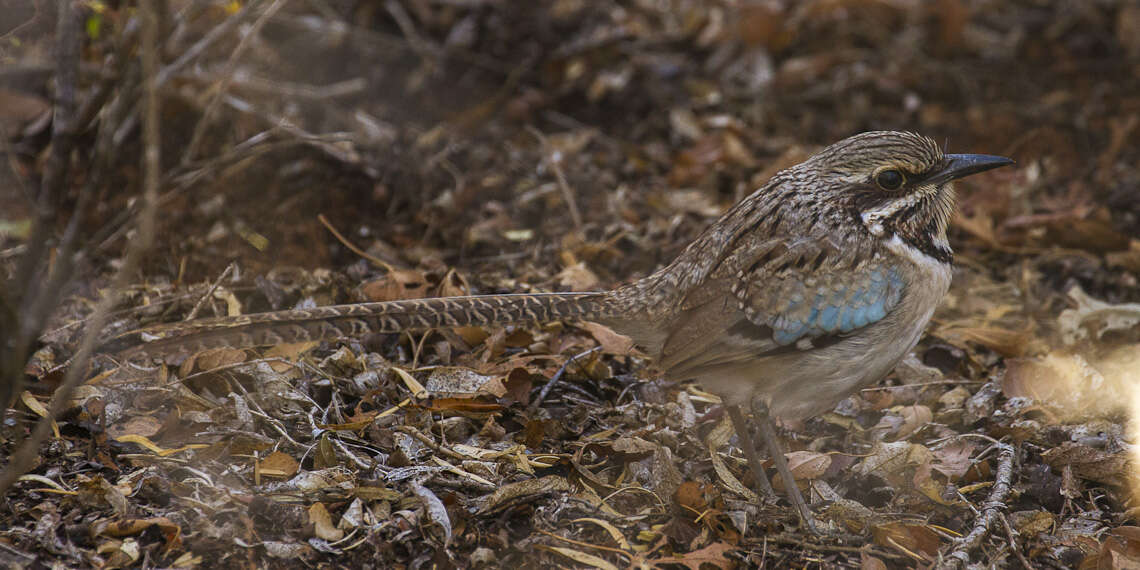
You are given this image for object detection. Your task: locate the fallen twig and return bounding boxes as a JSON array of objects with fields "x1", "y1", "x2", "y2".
[{"x1": 939, "y1": 442, "x2": 1017, "y2": 569}]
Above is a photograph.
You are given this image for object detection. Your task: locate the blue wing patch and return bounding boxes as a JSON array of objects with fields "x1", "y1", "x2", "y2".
[{"x1": 769, "y1": 267, "x2": 903, "y2": 346}]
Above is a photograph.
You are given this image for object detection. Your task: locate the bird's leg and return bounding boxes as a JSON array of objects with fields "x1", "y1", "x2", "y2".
[
  {"x1": 726, "y1": 405, "x2": 776, "y2": 500},
  {"x1": 752, "y1": 398, "x2": 819, "y2": 533}
]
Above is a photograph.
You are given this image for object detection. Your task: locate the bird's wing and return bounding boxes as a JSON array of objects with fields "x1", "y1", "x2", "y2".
[{"x1": 659, "y1": 237, "x2": 905, "y2": 374}]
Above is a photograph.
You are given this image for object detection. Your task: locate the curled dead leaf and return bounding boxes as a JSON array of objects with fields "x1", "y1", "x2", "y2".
[
  {"x1": 578, "y1": 321, "x2": 636, "y2": 356},
  {"x1": 1041, "y1": 443, "x2": 1128, "y2": 487},
  {"x1": 360, "y1": 268, "x2": 431, "y2": 302},
  {"x1": 308, "y1": 502, "x2": 344, "y2": 541},
  {"x1": 871, "y1": 522, "x2": 940, "y2": 561},
  {"x1": 556, "y1": 262, "x2": 601, "y2": 290},
  {"x1": 773, "y1": 450, "x2": 831, "y2": 491},
  {"x1": 477, "y1": 475, "x2": 571, "y2": 515},
  {"x1": 258, "y1": 451, "x2": 300, "y2": 479},
  {"x1": 182, "y1": 347, "x2": 248, "y2": 375},
  {"x1": 931, "y1": 441, "x2": 977, "y2": 481},
  {"x1": 856, "y1": 441, "x2": 934, "y2": 489},
  {"x1": 92, "y1": 517, "x2": 182, "y2": 551}
]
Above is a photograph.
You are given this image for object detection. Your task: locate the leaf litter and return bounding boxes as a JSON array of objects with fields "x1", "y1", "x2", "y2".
[{"x1": 2, "y1": 1, "x2": 1140, "y2": 568}]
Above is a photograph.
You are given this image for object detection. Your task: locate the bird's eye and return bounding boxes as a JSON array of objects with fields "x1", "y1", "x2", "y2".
[{"x1": 875, "y1": 169, "x2": 905, "y2": 190}]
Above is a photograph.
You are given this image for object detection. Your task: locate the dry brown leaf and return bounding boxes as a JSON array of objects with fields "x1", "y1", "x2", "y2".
[
  {"x1": 938, "y1": 386, "x2": 971, "y2": 410},
  {"x1": 477, "y1": 475, "x2": 571, "y2": 514},
  {"x1": 739, "y1": 0, "x2": 796, "y2": 49},
  {"x1": 1009, "y1": 511, "x2": 1055, "y2": 538},
  {"x1": 647, "y1": 542, "x2": 735, "y2": 570},
  {"x1": 556, "y1": 262, "x2": 601, "y2": 290},
  {"x1": 419, "y1": 397, "x2": 503, "y2": 414},
  {"x1": 572, "y1": 517, "x2": 632, "y2": 550},
  {"x1": 107, "y1": 415, "x2": 163, "y2": 440},
  {"x1": 913, "y1": 458, "x2": 961, "y2": 506},
  {"x1": 860, "y1": 552, "x2": 889, "y2": 570},
  {"x1": 1040, "y1": 216, "x2": 1130, "y2": 253},
  {"x1": 874, "y1": 405, "x2": 933, "y2": 441},
  {"x1": 392, "y1": 367, "x2": 428, "y2": 399},
  {"x1": 612, "y1": 436, "x2": 658, "y2": 455},
  {"x1": 541, "y1": 546, "x2": 620, "y2": 570},
  {"x1": 863, "y1": 388, "x2": 895, "y2": 411},
  {"x1": 77, "y1": 476, "x2": 129, "y2": 516},
  {"x1": 114, "y1": 434, "x2": 208, "y2": 457},
  {"x1": 502, "y1": 328, "x2": 535, "y2": 348},
  {"x1": 708, "y1": 445, "x2": 758, "y2": 502},
  {"x1": 338, "y1": 499, "x2": 367, "y2": 530},
  {"x1": 578, "y1": 321, "x2": 635, "y2": 355},
  {"x1": 674, "y1": 480, "x2": 713, "y2": 514},
  {"x1": 502, "y1": 367, "x2": 534, "y2": 404},
  {"x1": 787, "y1": 450, "x2": 832, "y2": 479},
  {"x1": 931, "y1": 441, "x2": 976, "y2": 481},
  {"x1": 818, "y1": 499, "x2": 875, "y2": 535},
  {"x1": 259, "y1": 451, "x2": 300, "y2": 479},
  {"x1": 455, "y1": 325, "x2": 490, "y2": 347},
  {"x1": 953, "y1": 210, "x2": 1001, "y2": 248},
  {"x1": 352, "y1": 486, "x2": 402, "y2": 501},
  {"x1": 360, "y1": 268, "x2": 431, "y2": 302},
  {"x1": 319, "y1": 410, "x2": 379, "y2": 432},
  {"x1": 308, "y1": 502, "x2": 345, "y2": 541},
  {"x1": 314, "y1": 433, "x2": 337, "y2": 470},
  {"x1": 1042, "y1": 443, "x2": 1128, "y2": 487},
  {"x1": 436, "y1": 268, "x2": 471, "y2": 297},
  {"x1": 871, "y1": 522, "x2": 941, "y2": 560},
  {"x1": 856, "y1": 441, "x2": 933, "y2": 488},
  {"x1": 1080, "y1": 525, "x2": 1140, "y2": 570},
  {"x1": 1106, "y1": 240, "x2": 1140, "y2": 273},
  {"x1": 773, "y1": 450, "x2": 831, "y2": 491},
  {"x1": 285, "y1": 468, "x2": 356, "y2": 494},
  {"x1": 92, "y1": 517, "x2": 182, "y2": 551},
  {"x1": 262, "y1": 541, "x2": 313, "y2": 559},
  {"x1": 182, "y1": 347, "x2": 248, "y2": 375},
  {"x1": 264, "y1": 341, "x2": 319, "y2": 372}
]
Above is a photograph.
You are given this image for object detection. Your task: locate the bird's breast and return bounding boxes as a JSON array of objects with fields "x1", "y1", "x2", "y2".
[
  {"x1": 694, "y1": 235, "x2": 952, "y2": 418},
  {"x1": 882, "y1": 233, "x2": 953, "y2": 322}
]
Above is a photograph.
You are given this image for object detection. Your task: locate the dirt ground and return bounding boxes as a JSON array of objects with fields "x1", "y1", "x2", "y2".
[{"x1": 3, "y1": 1, "x2": 1140, "y2": 568}]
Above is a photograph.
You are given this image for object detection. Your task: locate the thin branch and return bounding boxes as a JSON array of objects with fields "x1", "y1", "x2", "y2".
[
  {"x1": 0, "y1": 0, "x2": 162, "y2": 494},
  {"x1": 182, "y1": 0, "x2": 289, "y2": 165},
  {"x1": 1, "y1": 0, "x2": 83, "y2": 411},
  {"x1": 527, "y1": 126, "x2": 584, "y2": 233},
  {"x1": 185, "y1": 263, "x2": 236, "y2": 321},
  {"x1": 12, "y1": 0, "x2": 81, "y2": 302},
  {"x1": 938, "y1": 442, "x2": 1017, "y2": 569},
  {"x1": 155, "y1": 0, "x2": 261, "y2": 88}
]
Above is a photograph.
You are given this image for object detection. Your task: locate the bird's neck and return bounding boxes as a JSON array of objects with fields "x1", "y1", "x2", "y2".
[{"x1": 881, "y1": 185, "x2": 955, "y2": 265}]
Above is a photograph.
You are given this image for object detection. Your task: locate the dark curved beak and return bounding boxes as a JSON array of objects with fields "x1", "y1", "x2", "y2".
[{"x1": 927, "y1": 153, "x2": 1014, "y2": 186}]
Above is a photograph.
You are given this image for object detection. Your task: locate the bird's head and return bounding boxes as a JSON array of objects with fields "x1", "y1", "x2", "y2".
[{"x1": 803, "y1": 131, "x2": 1012, "y2": 262}]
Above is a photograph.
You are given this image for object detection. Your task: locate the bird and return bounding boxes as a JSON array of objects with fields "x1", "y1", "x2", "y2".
[{"x1": 103, "y1": 131, "x2": 1012, "y2": 530}]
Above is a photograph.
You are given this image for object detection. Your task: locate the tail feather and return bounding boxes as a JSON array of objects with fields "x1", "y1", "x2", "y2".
[{"x1": 106, "y1": 292, "x2": 617, "y2": 359}]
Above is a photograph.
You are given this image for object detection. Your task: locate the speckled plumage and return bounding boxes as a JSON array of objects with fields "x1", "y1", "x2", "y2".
[
  {"x1": 591, "y1": 130, "x2": 983, "y2": 418},
  {"x1": 108, "y1": 131, "x2": 1010, "y2": 423}
]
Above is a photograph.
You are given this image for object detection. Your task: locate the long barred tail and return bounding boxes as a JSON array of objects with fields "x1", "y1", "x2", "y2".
[{"x1": 103, "y1": 292, "x2": 619, "y2": 359}]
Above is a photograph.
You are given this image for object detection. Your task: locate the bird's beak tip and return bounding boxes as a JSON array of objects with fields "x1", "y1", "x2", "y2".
[{"x1": 937, "y1": 153, "x2": 1015, "y2": 183}]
